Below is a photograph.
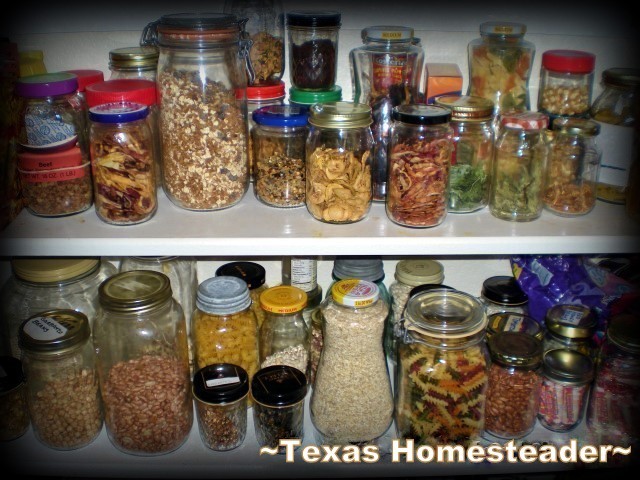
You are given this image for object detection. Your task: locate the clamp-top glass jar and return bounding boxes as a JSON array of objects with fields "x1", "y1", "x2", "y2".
[
  {"x1": 108, "y1": 46, "x2": 159, "y2": 81},
  {"x1": 143, "y1": 13, "x2": 251, "y2": 211}
]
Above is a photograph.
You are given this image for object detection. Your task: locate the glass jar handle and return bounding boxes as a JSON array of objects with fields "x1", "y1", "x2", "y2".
[
  {"x1": 140, "y1": 20, "x2": 159, "y2": 46},
  {"x1": 238, "y1": 17, "x2": 255, "y2": 86}
]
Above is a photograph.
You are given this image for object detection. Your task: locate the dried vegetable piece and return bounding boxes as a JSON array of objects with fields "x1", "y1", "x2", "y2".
[
  {"x1": 254, "y1": 136, "x2": 305, "y2": 207},
  {"x1": 249, "y1": 32, "x2": 284, "y2": 85}
]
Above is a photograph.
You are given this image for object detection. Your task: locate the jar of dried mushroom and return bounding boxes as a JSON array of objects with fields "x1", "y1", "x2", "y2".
[
  {"x1": 480, "y1": 275, "x2": 529, "y2": 317},
  {"x1": 19, "y1": 310, "x2": 103, "y2": 450},
  {"x1": 143, "y1": 12, "x2": 251, "y2": 211},
  {"x1": 386, "y1": 105, "x2": 453, "y2": 228},
  {"x1": 216, "y1": 261, "x2": 269, "y2": 328},
  {"x1": 490, "y1": 112, "x2": 549, "y2": 222},
  {"x1": 252, "y1": 105, "x2": 309, "y2": 208},
  {"x1": 396, "y1": 288, "x2": 489, "y2": 447},
  {"x1": 434, "y1": 95, "x2": 495, "y2": 213},
  {"x1": 108, "y1": 46, "x2": 159, "y2": 81},
  {"x1": 543, "y1": 304, "x2": 597, "y2": 359},
  {"x1": 259, "y1": 286, "x2": 309, "y2": 376},
  {"x1": 89, "y1": 102, "x2": 157, "y2": 225},
  {"x1": 0, "y1": 355, "x2": 30, "y2": 442},
  {"x1": 485, "y1": 331, "x2": 543, "y2": 439},
  {"x1": 543, "y1": 117, "x2": 601, "y2": 217},
  {"x1": 306, "y1": 101, "x2": 374, "y2": 224},
  {"x1": 193, "y1": 363, "x2": 249, "y2": 451},
  {"x1": 94, "y1": 270, "x2": 192, "y2": 455},
  {"x1": 311, "y1": 279, "x2": 393, "y2": 445}
]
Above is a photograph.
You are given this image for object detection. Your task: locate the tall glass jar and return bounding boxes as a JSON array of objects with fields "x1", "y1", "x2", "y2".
[
  {"x1": 109, "y1": 46, "x2": 158, "y2": 81},
  {"x1": 350, "y1": 25, "x2": 425, "y2": 201},
  {"x1": 395, "y1": 288, "x2": 489, "y2": 446},
  {"x1": 386, "y1": 105, "x2": 453, "y2": 227},
  {"x1": 306, "y1": 102, "x2": 374, "y2": 224},
  {"x1": 544, "y1": 117, "x2": 601, "y2": 216},
  {"x1": 489, "y1": 112, "x2": 549, "y2": 222},
  {"x1": 19, "y1": 310, "x2": 103, "y2": 450},
  {"x1": 144, "y1": 13, "x2": 251, "y2": 211},
  {"x1": 0, "y1": 355, "x2": 30, "y2": 442},
  {"x1": 94, "y1": 270, "x2": 192, "y2": 456},
  {"x1": 543, "y1": 303, "x2": 597, "y2": 359},
  {"x1": 434, "y1": 95, "x2": 495, "y2": 213},
  {"x1": 467, "y1": 21, "x2": 535, "y2": 116},
  {"x1": 311, "y1": 279, "x2": 393, "y2": 445},
  {"x1": 480, "y1": 275, "x2": 529, "y2": 316},
  {"x1": 215, "y1": 261, "x2": 269, "y2": 328}
]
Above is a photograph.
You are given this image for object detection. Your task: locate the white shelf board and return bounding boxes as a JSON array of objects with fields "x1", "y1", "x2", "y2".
[{"x1": 2, "y1": 189, "x2": 639, "y2": 257}]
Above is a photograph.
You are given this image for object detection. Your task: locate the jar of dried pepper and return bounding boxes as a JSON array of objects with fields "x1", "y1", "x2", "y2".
[
  {"x1": 395, "y1": 288, "x2": 489, "y2": 447},
  {"x1": 386, "y1": 104, "x2": 453, "y2": 228},
  {"x1": 306, "y1": 102, "x2": 374, "y2": 224},
  {"x1": 89, "y1": 102, "x2": 157, "y2": 225},
  {"x1": 485, "y1": 331, "x2": 543, "y2": 439},
  {"x1": 0, "y1": 355, "x2": 30, "y2": 442}
]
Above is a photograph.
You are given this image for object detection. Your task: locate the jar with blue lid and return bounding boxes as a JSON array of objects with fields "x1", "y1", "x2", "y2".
[
  {"x1": 252, "y1": 105, "x2": 309, "y2": 207},
  {"x1": 89, "y1": 101, "x2": 156, "y2": 225}
]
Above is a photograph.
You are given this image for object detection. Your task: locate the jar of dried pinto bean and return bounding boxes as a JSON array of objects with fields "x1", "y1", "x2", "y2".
[
  {"x1": 484, "y1": 331, "x2": 543, "y2": 439},
  {"x1": 386, "y1": 105, "x2": 453, "y2": 228}
]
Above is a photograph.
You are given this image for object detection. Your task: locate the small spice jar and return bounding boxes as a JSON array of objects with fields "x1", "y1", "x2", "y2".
[
  {"x1": 538, "y1": 348, "x2": 594, "y2": 432},
  {"x1": 108, "y1": 46, "x2": 159, "y2": 81},
  {"x1": 480, "y1": 275, "x2": 529, "y2": 316},
  {"x1": 252, "y1": 105, "x2": 309, "y2": 208},
  {"x1": 216, "y1": 261, "x2": 269, "y2": 328},
  {"x1": 543, "y1": 304, "x2": 597, "y2": 358},
  {"x1": 544, "y1": 117, "x2": 601, "y2": 216},
  {"x1": 94, "y1": 270, "x2": 193, "y2": 456},
  {"x1": 89, "y1": 102, "x2": 157, "y2": 225},
  {"x1": 251, "y1": 365, "x2": 307, "y2": 454},
  {"x1": 484, "y1": 331, "x2": 543, "y2": 439},
  {"x1": 259, "y1": 286, "x2": 309, "y2": 376},
  {"x1": 289, "y1": 85, "x2": 342, "y2": 112},
  {"x1": 19, "y1": 310, "x2": 103, "y2": 450},
  {"x1": 286, "y1": 10, "x2": 341, "y2": 90},
  {"x1": 434, "y1": 95, "x2": 495, "y2": 213},
  {"x1": 193, "y1": 363, "x2": 250, "y2": 451},
  {"x1": 486, "y1": 312, "x2": 544, "y2": 342},
  {"x1": 386, "y1": 105, "x2": 453, "y2": 227},
  {"x1": 306, "y1": 102, "x2": 374, "y2": 224},
  {"x1": 0, "y1": 355, "x2": 30, "y2": 442},
  {"x1": 490, "y1": 112, "x2": 549, "y2": 222}
]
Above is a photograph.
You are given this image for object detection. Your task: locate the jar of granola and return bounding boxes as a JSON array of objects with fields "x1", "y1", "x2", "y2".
[
  {"x1": 386, "y1": 104, "x2": 453, "y2": 227},
  {"x1": 143, "y1": 13, "x2": 251, "y2": 211},
  {"x1": 252, "y1": 105, "x2": 309, "y2": 208},
  {"x1": 216, "y1": 261, "x2": 269, "y2": 328},
  {"x1": 306, "y1": 102, "x2": 374, "y2": 224},
  {"x1": 0, "y1": 355, "x2": 30, "y2": 442}
]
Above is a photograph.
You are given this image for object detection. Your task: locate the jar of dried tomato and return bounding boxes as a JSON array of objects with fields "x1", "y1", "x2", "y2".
[{"x1": 386, "y1": 104, "x2": 453, "y2": 228}]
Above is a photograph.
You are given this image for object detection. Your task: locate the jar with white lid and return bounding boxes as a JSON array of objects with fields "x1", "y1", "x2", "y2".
[{"x1": 108, "y1": 46, "x2": 159, "y2": 81}]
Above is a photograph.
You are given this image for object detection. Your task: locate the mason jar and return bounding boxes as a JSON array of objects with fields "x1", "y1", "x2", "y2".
[
  {"x1": 94, "y1": 270, "x2": 192, "y2": 455},
  {"x1": 543, "y1": 304, "x2": 597, "y2": 359},
  {"x1": 215, "y1": 261, "x2": 269, "y2": 328},
  {"x1": 108, "y1": 46, "x2": 159, "y2": 81},
  {"x1": 0, "y1": 355, "x2": 30, "y2": 442}
]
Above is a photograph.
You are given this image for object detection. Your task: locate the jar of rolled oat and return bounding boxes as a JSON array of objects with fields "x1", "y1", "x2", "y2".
[
  {"x1": 143, "y1": 12, "x2": 251, "y2": 211},
  {"x1": 306, "y1": 101, "x2": 374, "y2": 224},
  {"x1": 19, "y1": 309, "x2": 103, "y2": 450},
  {"x1": 94, "y1": 270, "x2": 192, "y2": 456},
  {"x1": 216, "y1": 261, "x2": 269, "y2": 328},
  {"x1": 543, "y1": 304, "x2": 597, "y2": 359},
  {"x1": 108, "y1": 46, "x2": 159, "y2": 81},
  {"x1": 252, "y1": 105, "x2": 309, "y2": 208},
  {"x1": 0, "y1": 355, "x2": 30, "y2": 442}
]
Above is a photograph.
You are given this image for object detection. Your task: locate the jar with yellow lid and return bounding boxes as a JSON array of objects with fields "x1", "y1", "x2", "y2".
[
  {"x1": 543, "y1": 303, "x2": 597, "y2": 359},
  {"x1": 0, "y1": 257, "x2": 117, "y2": 358},
  {"x1": 108, "y1": 46, "x2": 159, "y2": 81},
  {"x1": 434, "y1": 95, "x2": 495, "y2": 213}
]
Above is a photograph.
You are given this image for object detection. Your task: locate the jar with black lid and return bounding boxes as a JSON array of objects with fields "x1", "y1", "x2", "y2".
[
  {"x1": 543, "y1": 303, "x2": 596, "y2": 359},
  {"x1": 0, "y1": 356, "x2": 30, "y2": 442},
  {"x1": 480, "y1": 275, "x2": 529, "y2": 316}
]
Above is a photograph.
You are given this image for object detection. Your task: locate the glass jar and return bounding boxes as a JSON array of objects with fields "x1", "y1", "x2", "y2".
[
  {"x1": 259, "y1": 286, "x2": 309, "y2": 376},
  {"x1": 144, "y1": 13, "x2": 251, "y2": 211},
  {"x1": 484, "y1": 331, "x2": 543, "y2": 439},
  {"x1": 252, "y1": 105, "x2": 309, "y2": 208},
  {"x1": 538, "y1": 50, "x2": 595, "y2": 123},
  {"x1": 108, "y1": 46, "x2": 159, "y2": 81},
  {"x1": 490, "y1": 112, "x2": 549, "y2": 222},
  {"x1": 19, "y1": 309, "x2": 103, "y2": 450},
  {"x1": 480, "y1": 275, "x2": 529, "y2": 316},
  {"x1": 286, "y1": 10, "x2": 341, "y2": 90},
  {"x1": 543, "y1": 117, "x2": 601, "y2": 216},
  {"x1": 94, "y1": 270, "x2": 192, "y2": 455},
  {"x1": 215, "y1": 261, "x2": 269, "y2": 328},
  {"x1": 538, "y1": 348, "x2": 593, "y2": 432},
  {"x1": 251, "y1": 365, "x2": 307, "y2": 454},
  {"x1": 467, "y1": 21, "x2": 535, "y2": 116},
  {"x1": 306, "y1": 101, "x2": 374, "y2": 224},
  {"x1": 308, "y1": 308, "x2": 324, "y2": 386},
  {"x1": 192, "y1": 363, "x2": 249, "y2": 451},
  {"x1": 543, "y1": 304, "x2": 597, "y2": 358},
  {"x1": 396, "y1": 288, "x2": 489, "y2": 446},
  {"x1": 350, "y1": 25, "x2": 425, "y2": 202},
  {"x1": 282, "y1": 257, "x2": 323, "y2": 328},
  {"x1": 329, "y1": 256, "x2": 391, "y2": 307},
  {"x1": 387, "y1": 105, "x2": 453, "y2": 227},
  {"x1": 587, "y1": 313, "x2": 640, "y2": 447},
  {"x1": 89, "y1": 102, "x2": 157, "y2": 225},
  {"x1": 486, "y1": 312, "x2": 544, "y2": 342},
  {"x1": 64, "y1": 69, "x2": 104, "y2": 134},
  {"x1": 311, "y1": 279, "x2": 393, "y2": 445},
  {"x1": 224, "y1": 0, "x2": 285, "y2": 86},
  {"x1": 0, "y1": 355, "x2": 30, "y2": 442},
  {"x1": 289, "y1": 86, "x2": 342, "y2": 111},
  {"x1": 434, "y1": 95, "x2": 495, "y2": 213},
  {"x1": 1, "y1": 257, "x2": 117, "y2": 358}
]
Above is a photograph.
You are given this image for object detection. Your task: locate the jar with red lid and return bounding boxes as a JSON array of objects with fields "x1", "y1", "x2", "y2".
[{"x1": 538, "y1": 50, "x2": 596, "y2": 124}]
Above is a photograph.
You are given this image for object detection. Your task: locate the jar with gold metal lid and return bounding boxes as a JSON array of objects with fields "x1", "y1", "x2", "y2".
[
  {"x1": 108, "y1": 46, "x2": 159, "y2": 81},
  {"x1": 543, "y1": 303, "x2": 597, "y2": 358},
  {"x1": 486, "y1": 312, "x2": 544, "y2": 342}
]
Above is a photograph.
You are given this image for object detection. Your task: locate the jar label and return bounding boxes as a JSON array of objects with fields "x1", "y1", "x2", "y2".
[
  {"x1": 502, "y1": 314, "x2": 526, "y2": 332},
  {"x1": 23, "y1": 111, "x2": 77, "y2": 148},
  {"x1": 559, "y1": 307, "x2": 587, "y2": 325},
  {"x1": 23, "y1": 317, "x2": 68, "y2": 341},
  {"x1": 206, "y1": 377, "x2": 240, "y2": 388},
  {"x1": 19, "y1": 164, "x2": 88, "y2": 183},
  {"x1": 18, "y1": 153, "x2": 83, "y2": 171},
  {"x1": 291, "y1": 258, "x2": 317, "y2": 292},
  {"x1": 372, "y1": 54, "x2": 406, "y2": 95}
]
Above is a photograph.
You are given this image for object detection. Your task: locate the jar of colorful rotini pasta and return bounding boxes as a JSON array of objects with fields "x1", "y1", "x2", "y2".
[{"x1": 395, "y1": 288, "x2": 489, "y2": 447}]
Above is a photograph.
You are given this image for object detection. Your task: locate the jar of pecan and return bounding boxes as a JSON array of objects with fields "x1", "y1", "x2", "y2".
[
  {"x1": 485, "y1": 331, "x2": 543, "y2": 439},
  {"x1": 386, "y1": 104, "x2": 453, "y2": 228},
  {"x1": 89, "y1": 102, "x2": 157, "y2": 225}
]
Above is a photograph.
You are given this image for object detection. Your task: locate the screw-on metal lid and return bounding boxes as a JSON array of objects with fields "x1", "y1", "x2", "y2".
[
  {"x1": 394, "y1": 259, "x2": 444, "y2": 287},
  {"x1": 196, "y1": 276, "x2": 251, "y2": 315},
  {"x1": 486, "y1": 312, "x2": 544, "y2": 341},
  {"x1": 19, "y1": 309, "x2": 90, "y2": 354},
  {"x1": 488, "y1": 331, "x2": 543, "y2": 368},
  {"x1": 333, "y1": 256, "x2": 385, "y2": 282},
  {"x1": 12, "y1": 258, "x2": 100, "y2": 284},
  {"x1": 480, "y1": 21, "x2": 527, "y2": 37},
  {"x1": 250, "y1": 365, "x2": 307, "y2": 407},
  {"x1": 601, "y1": 68, "x2": 640, "y2": 89},
  {"x1": 259, "y1": 286, "x2": 307, "y2": 314},
  {"x1": 607, "y1": 313, "x2": 640, "y2": 354},
  {"x1": 362, "y1": 25, "x2": 414, "y2": 43},
  {"x1": 545, "y1": 304, "x2": 596, "y2": 339},
  {"x1": 309, "y1": 101, "x2": 372, "y2": 129},
  {"x1": 434, "y1": 95, "x2": 495, "y2": 121},
  {"x1": 192, "y1": 363, "x2": 249, "y2": 405},
  {"x1": 392, "y1": 104, "x2": 451, "y2": 125},
  {"x1": 109, "y1": 46, "x2": 159, "y2": 71},
  {"x1": 99, "y1": 270, "x2": 173, "y2": 314},
  {"x1": 542, "y1": 348, "x2": 593, "y2": 385},
  {"x1": 552, "y1": 117, "x2": 600, "y2": 137}
]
